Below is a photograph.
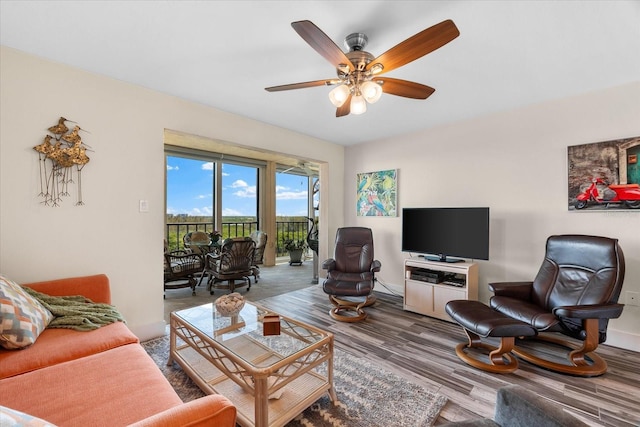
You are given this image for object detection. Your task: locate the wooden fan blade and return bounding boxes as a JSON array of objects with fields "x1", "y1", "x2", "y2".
[
  {"x1": 265, "y1": 79, "x2": 336, "y2": 92},
  {"x1": 336, "y1": 94, "x2": 352, "y2": 117},
  {"x1": 377, "y1": 78, "x2": 435, "y2": 99},
  {"x1": 292, "y1": 20, "x2": 355, "y2": 72},
  {"x1": 366, "y1": 19, "x2": 459, "y2": 74}
]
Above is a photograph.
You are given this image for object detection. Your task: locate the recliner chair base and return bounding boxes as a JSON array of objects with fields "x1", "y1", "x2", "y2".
[
  {"x1": 513, "y1": 322, "x2": 607, "y2": 377},
  {"x1": 328, "y1": 294, "x2": 375, "y2": 322},
  {"x1": 456, "y1": 330, "x2": 520, "y2": 374},
  {"x1": 446, "y1": 300, "x2": 538, "y2": 374}
]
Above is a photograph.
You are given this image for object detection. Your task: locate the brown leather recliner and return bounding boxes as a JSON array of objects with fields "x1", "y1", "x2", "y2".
[
  {"x1": 322, "y1": 227, "x2": 381, "y2": 322},
  {"x1": 489, "y1": 234, "x2": 625, "y2": 376}
]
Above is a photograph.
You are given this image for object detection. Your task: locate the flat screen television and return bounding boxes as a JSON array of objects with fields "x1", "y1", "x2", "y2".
[{"x1": 401, "y1": 207, "x2": 490, "y2": 262}]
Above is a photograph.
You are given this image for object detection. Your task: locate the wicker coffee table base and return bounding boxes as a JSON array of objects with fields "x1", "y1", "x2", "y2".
[{"x1": 169, "y1": 307, "x2": 336, "y2": 427}]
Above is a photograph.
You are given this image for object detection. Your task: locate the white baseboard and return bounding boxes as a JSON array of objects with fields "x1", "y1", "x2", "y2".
[
  {"x1": 604, "y1": 328, "x2": 640, "y2": 352},
  {"x1": 130, "y1": 321, "x2": 166, "y2": 342}
]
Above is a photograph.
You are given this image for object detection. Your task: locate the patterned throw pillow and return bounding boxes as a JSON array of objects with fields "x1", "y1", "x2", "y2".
[
  {"x1": 0, "y1": 405, "x2": 57, "y2": 426},
  {"x1": 0, "y1": 274, "x2": 54, "y2": 350}
]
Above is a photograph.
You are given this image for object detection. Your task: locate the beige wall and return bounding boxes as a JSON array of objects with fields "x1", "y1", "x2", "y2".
[
  {"x1": 0, "y1": 46, "x2": 344, "y2": 340},
  {"x1": 345, "y1": 81, "x2": 640, "y2": 351},
  {"x1": 2, "y1": 44, "x2": 638, "y2": 351}
]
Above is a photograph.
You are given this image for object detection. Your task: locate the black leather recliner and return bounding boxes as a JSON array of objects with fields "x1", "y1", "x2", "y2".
[
  {"x1": 489, "y1": 234, "x2": 625, "y2": 376},
  {"x1": 322, "y1": 227, "x2": 381, "y2": 322}
]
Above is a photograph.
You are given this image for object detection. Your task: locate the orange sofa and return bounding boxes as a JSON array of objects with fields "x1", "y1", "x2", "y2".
[{"x1": 0, "y1": 274, "x2": 236, "y2": 427}]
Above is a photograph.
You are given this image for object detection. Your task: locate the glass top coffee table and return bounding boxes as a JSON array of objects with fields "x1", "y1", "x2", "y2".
[{"x1": 168, "y1": 301, "x2": 336, "y2": 427}]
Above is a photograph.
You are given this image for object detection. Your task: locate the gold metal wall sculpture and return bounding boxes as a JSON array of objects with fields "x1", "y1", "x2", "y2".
[{"x1": 33, "y1": 117, "x2": 91, "y2": 206}]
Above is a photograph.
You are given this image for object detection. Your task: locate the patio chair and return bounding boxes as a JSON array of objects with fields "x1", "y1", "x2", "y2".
[
  {"x1": 200, "y1": 237, "x2": 256, "y2": 294},
  {"x1": 163, "y1": 239, "x2": 203, "y2": 297},
  {"x1": 250, "y1": 230, "x2": 267, "y2": 283}
]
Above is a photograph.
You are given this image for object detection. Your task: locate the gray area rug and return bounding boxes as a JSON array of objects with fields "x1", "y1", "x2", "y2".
[{"x1": 142, "y1": 335, "x2": 447, "y2": 426}]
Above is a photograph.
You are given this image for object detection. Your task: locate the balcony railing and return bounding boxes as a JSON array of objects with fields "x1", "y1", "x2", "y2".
[{"x1": 166, "y1": 220, "x2": 311, "y2": 256}]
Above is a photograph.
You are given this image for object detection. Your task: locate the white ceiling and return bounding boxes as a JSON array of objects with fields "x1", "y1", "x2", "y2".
[{"x1": 1, "y1": 1, "x2": 639, "y2": 146}]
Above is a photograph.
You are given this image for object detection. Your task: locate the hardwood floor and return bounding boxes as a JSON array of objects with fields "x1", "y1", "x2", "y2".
[
  {"x1": 163, "y1": 262, "x2": 640, "y2": 426},
  {"x1": 255, "y1": 286, "x2": 640, "y2": 427}
]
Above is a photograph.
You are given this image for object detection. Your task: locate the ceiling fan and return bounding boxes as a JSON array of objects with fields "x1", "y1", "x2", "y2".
[{"x1": 265, "y1": 19, "x2": 460, "y2": 117}]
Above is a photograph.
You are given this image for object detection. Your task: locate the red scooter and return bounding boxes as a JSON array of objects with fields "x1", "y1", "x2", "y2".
[{"x1": 575, "y1": 178, "x2": 640, "y2": 209}]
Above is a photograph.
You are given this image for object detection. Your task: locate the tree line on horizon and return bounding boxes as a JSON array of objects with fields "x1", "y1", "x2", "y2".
[{"x1": 166, "y1": 214, "x2": 311, "y2": 223}]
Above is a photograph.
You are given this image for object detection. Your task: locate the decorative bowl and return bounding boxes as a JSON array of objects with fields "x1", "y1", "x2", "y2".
[{"x1": 215, "y1": 293, "x2": 245, "y2": 317}]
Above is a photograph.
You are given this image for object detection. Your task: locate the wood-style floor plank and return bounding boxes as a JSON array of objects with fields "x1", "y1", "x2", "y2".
[
  {"x1": 255, "y1": 286, "x2": 640, "y2": 426},
  {"x1": 164, "y1": 263, "x2": 640, "y2": 426}
]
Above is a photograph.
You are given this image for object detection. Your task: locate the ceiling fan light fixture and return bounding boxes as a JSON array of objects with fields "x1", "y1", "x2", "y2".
[
  {"x1": 328, "y1": 84, "x2": 350, "y2": 107},
  {"x1": 361, "y1": 81, "x2": 383, "y2": 104},
  {"x1": 350, "y1": 94, "x2": 367, "y2": 115},
  {"x1": 269, "y1": 19, "x2": 460, "y2": 117}
]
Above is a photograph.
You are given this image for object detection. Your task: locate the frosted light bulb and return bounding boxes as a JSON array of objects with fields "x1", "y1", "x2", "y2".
[
  {"x1": 361, "y1": 81, "x2": 382, "y2": 104},
  {"x1": 328, "y1": 84, "x2": 350, "y2": 107},
  {"x1": 350, "y1": 95, "x2": 367, "y2": 115}
]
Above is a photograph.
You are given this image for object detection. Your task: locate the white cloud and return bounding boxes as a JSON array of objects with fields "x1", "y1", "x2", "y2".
[
  {"x1": 276, "y1": 188, "x2": 308, "y2": 200},
  {"x1": 231, "y1": 179, "x2": 248, "y2": 188},
  {"x1": 276, "y1": 208, "x2": 310, "y2": 216},
  {"x1": 167, "y1": 165, "x2": 179, "y2": 171},
  {"x1": 195, "y1": 194, "x2": 211, "y2": 200},
  {"x1": 200, "y1": 162, "x2": 229, "y2": 175},
  {"x1": 188, "y1": 207, "x2": 213, "y2": 216},
  {"x1": 229, "y1": 180, "x2": 256, "y2": 198},
  {"x1": 233, "y1": 185, "x2": 257, "y2": 198},
  {"x1": 166, "y1": 206, "x2": 212, "y2": 216},
  {"x1": 222, "y1": 207, "x2": 243, "y2": 216}
]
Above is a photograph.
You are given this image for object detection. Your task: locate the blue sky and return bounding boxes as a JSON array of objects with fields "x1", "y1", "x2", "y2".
[{"x1": 166, "y1": 156, "x2": 312, "y2": 217}]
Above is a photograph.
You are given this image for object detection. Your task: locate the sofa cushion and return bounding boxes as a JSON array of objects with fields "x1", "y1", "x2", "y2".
[
  {"x1": 129, "y1": 395, "x2": 237, "y2": 427},
  {"x1": 0, "y1": 321, "x2": 139, "y2": 379},
  {"x1": 23, "y1": 274, "x2": 111, "y2": 305},
  {"x1": 0, "y1": 405, "x2": 57, "y2": 427},
  {"x1": 0, "y1": 274, "x2": 54, "y2": 349},
  {"x1": 0, "y1": 343, "x2": 183, "y2": 426}
]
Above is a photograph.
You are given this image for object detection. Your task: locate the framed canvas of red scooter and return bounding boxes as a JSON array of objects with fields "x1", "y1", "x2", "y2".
[{"x1": 568, "y1": 136, "x2": 640, "y2": 211}]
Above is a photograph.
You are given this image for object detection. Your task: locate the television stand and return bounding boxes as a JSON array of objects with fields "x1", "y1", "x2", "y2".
[{"x1": 403, "y1": 257, "x2": 478, "y2": 322}]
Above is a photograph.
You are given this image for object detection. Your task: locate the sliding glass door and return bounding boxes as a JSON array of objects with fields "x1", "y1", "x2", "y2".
[
  {"x1": 166, "y1": 148, "x2": 319, "y2": 260},
  {"x1": 165, "y1": 153, "x2": 259, "y2": 251},
  {"x1": 274, "y1": 170, "x2": 320, "y2": 257},
  {"x1": 220, "y1": 162, "x2": 258, "y2": 237}
]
